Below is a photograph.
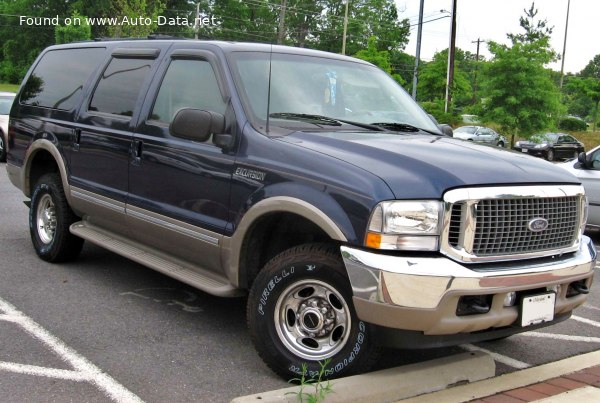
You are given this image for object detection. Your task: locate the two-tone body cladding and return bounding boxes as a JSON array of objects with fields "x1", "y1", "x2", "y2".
[{"x1": 6, "y1": 39, "x2": 596, "y2": 380}]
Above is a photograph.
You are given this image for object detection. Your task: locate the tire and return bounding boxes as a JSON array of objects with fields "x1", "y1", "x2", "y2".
[
  {"x1": 0, "y1": 132, "x2": 6, "y2": 162},
  {"x1": 29, "y1": 173, "x2": 84, "y2": 262},
  {"x1": 247, "y1": 243, "x2": 380, "y2": 380},
  {"x1": 497, "y1": 141, "x2": 504, "y2": 148},
  {"x1": 546, "y1": 148, "x2": 555, "y2": 161}
]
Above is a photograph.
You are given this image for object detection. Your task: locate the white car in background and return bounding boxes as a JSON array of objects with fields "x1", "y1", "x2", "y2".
[
  {"x1": 559, "y1": 146, "x2": 600, "y2": 228},
  {"x1": 0, "y1": 91, "x2": 16, "y2": 162}
]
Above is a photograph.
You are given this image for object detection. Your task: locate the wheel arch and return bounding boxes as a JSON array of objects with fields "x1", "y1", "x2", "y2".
[
  {"x1": 223, "y1": 196, "x2": 353, "y2": 289},
  {"x1": 22, "y1": 139, "x2": 70, "y2": 199}
]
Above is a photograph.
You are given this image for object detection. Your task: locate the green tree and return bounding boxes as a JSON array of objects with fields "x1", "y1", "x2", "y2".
[
  {"x1": 480, "y1": 3, "x2": 562, "y2": 145},
  {"x1": 417, "y1": 48, "x2": 472, "y2": 106},
  {"x1": 55, "y1": 12, "x2": 92, "y2": 44},
  {"x1": 107, "y1": 0, "x2": 166, "y2": 37},
  {"x1": 354, "y1": 36, "x2": 404, "y2": 85},
  {"x1": 568, "y1": 77, "x2": 600, "y2": 131}
]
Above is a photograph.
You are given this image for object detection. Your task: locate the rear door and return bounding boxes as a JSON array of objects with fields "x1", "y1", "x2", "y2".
[
  {"x1": 126, "y1": 45, "x2": 235, "y2": 273},
  {"x1": 71, "y1": 46, "x2": 165, "y2": 234}
]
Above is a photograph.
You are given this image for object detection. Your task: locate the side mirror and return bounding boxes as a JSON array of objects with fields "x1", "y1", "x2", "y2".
[
  {"x1": 170, "y1": 108, "x2": 225, "y2": 142},
  {"x1": 438, "y1": 124, "x2": 453, "y2": 137},
  {"x1": 578, "y1": 152, "x2": 589, "y2": 168}
]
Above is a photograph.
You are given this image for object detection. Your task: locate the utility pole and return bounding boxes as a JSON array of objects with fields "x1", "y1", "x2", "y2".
[
  {"x1": 559, "y1": 0, "x2": 571, "y2": 89},
  {"x1": 444, "y1": 0, "x2": 457, "y2": 113},
  {"x1": 194, "y1": 2, "x2": 200, "y2": 39},
  {"x1": 342, "y1": 0, "x2": 349, "y2": 55},
  {"x1": 411, "y1": 0, "x2": 425, "y2": 100},
  {"x1": 471, "y1": 38, "x2": 485, "y2": 104},
  {"x1": 277, "y1": 0, "x2": 287, "y2": 45}
]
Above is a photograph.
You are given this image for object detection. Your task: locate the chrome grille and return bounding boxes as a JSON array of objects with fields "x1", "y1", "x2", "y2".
[
  {"x1": 471, "y1": 197, "x2": 579, "y2": 256},
  {"x1": 441, "y1": 185, "x2": 585, "y2": 263}
]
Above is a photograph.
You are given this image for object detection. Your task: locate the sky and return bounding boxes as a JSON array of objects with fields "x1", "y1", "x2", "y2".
[{"x1": 395, "y1": 0, "x2": 600, "y2": 74}]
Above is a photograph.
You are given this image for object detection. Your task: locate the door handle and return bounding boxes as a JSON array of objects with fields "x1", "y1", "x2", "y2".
[
  {"x1": 73, "y1": 128, "x2": 81, "y2": 151},
  {"x1": 132, "y1": 139, "x2": 143, "y2": 165}
]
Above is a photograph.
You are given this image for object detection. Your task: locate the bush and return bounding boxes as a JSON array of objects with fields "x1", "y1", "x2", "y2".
[
  {"x1": 419, "y1": 100, "x2": 460, "y2": 126},
  {"x1": 558, "y1": 116, "x2": 588, "y2": 132}
]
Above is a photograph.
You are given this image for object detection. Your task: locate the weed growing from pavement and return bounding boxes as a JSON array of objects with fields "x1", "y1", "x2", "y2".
[{"x1": 287, "y1": 359, "x2": 333, "y2": 403}]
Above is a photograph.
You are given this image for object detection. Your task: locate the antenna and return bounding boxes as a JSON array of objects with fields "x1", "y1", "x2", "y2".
[{"x1": 266, "y1": 45, "x2": 273, "y2": 134}]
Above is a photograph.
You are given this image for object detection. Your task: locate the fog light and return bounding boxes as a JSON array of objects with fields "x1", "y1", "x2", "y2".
[{"x1": 503, "y1": 292, "x2": 517, "y2": 307}]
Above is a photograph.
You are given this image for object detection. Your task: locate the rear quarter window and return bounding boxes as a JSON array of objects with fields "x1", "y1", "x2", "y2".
[{"x1": 20, "y1": 47, "x2": 106, "y2": 111}]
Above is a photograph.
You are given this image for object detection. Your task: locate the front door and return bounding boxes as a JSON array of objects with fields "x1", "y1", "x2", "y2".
[{"x1": 127, "y1": 48, "x2": 235, "y2": 274}]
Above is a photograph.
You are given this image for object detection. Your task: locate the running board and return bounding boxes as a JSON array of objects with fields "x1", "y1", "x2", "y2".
[{"x1": 70, "y1": 222, "x2": 244, "y2": 297}]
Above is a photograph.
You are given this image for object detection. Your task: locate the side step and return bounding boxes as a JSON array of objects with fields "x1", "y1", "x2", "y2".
[{"x1": 70, "y1": 222, "x2": 244, "y2": 297}]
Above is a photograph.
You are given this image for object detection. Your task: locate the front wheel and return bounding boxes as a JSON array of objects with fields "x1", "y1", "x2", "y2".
[
  {"x1": 247, "y1": 243, "x2": 380, "y2": 380},
  {"x1": 30, "y1": 173, "x2": 84, "y2": 262},
  {"x1": 546, "y1": 148, "x2": 555, "y2": 161}
]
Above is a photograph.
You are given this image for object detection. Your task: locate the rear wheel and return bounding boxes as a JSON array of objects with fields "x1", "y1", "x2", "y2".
[
  {"x1": 497, "y1": 141, "x2": 505, "y2": 148},
  {"x1": 29, "y1": 173, "x2": 84, "y2": 262},
  {"x1": 247, "y1": 243, "x2": 380, "y2": 380}
]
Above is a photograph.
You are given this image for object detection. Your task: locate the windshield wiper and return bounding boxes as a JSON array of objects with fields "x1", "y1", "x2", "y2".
[
  {"x1": 370, "y1": 122, "x2": 441, "y2": 135},
  {"x1": 269, "y1": 113, "x2": 385, "y2": 131}
]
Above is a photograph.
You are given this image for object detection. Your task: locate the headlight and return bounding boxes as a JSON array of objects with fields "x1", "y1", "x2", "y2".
[
  {"x1": 365, "y1": 201, "x2": 442, "y2": 251},
  {"x1": 534, "y1": 142, "x2": 548, "y2": 149},
  {"x1": 515, "y1": 141, "x2": 522, "y2": 147}
]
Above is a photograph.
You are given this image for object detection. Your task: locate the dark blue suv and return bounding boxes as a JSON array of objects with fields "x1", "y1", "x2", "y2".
[{"x1": 6, "y1": 39, "x2": 596, "y2": 380}]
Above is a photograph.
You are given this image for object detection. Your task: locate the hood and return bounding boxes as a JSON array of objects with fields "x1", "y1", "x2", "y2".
[{"x1": 278, "y1": 131, "x2": 580, "y2": 199}]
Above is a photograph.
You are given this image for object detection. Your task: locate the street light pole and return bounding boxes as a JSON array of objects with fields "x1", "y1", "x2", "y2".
[
  {"x1": 559, "y1": 0, "x2": 571, "y2": 89},
  {"x1": 342, "y1": 0, "x2": 349, "y2": 55},
  {"x1": 411, "y1": 0, "x2": 425, "y2": 100},
  {"x1": 444, "y1": 0, "x2": 457, "y2": 113}
]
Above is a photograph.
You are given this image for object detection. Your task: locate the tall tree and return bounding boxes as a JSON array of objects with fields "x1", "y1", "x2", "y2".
[
  {"x1": 417, "y1": 48, "x2": 472, "y2": 105},
  {"x1": 480, "y1": 3, "x2": 562, "y2": 144}
]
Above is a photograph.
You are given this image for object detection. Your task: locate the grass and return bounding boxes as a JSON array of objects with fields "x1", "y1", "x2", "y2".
[{"x1": 0, "y1": 83, "x2": 19, "y2": 93}]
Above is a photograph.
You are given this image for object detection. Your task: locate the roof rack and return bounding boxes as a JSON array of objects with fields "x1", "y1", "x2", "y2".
[{"x1": 93, "y1": 34, "x2": 197, "y2": 42}]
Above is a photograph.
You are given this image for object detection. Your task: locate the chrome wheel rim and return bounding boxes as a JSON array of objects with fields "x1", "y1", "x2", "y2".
[
  {"x1": 36, "y1": 194, "x2": 57, "y2": 244},
  {"x1": 274, "y1": 279, "x2": 351, "y2": 360}
]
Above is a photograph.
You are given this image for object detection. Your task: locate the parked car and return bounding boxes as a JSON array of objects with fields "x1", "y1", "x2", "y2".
[
  {"x1": 6, "y1": 39, "x2": 596, "y2": 380},
  {"x1": 559, "y1": 145, "x2": 600, "y2": 228},
  {"x1": 513, "y1": 133, "x2": 584, "y2": 161},
  {"x1": 0, "y1": 91, "x2": 15, "y2": 162},
  {"x1": 453, "y1": 125, "x2": 507, "y2": 147}
]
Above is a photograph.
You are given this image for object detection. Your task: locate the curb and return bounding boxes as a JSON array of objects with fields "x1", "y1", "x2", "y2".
[
  {"x1": 231, "y1": 351, "x2": 495, "y2": 403},
  {"x1": 400, "y1": 349, "x2": 600, "y2": 402}
]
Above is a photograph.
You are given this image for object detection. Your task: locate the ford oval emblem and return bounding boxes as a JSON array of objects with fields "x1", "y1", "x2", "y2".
[{"x1": 528, "y1": 218, "x2": 549, "y2": 232}]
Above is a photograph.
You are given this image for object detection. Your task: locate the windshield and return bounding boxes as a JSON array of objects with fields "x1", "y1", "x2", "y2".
[
  {"x1": 229, "y1": 51, "x2": 439, "y2": 134},
  {"x1": 0, "y1": 95, "x2": 14, "y2": 114},
  {"x1": 532, "y1": 133, "x2": 559, "y2": 143}
]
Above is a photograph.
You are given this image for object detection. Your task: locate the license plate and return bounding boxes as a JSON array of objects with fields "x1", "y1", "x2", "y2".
[
  {"x1": 520, "y1": 292, "x2": 555, "y2": 327},
  {"x1": 521, "y1": 149, "x2": 528, "y2": 153}
]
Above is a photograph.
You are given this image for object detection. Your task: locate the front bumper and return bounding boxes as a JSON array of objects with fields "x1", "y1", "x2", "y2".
[
  {"x1": 513, "y1": 146, "x2": 546, "y2": 157},
  {"x1": 341, "y1": 236, "x2": 596, "y2": 336}
]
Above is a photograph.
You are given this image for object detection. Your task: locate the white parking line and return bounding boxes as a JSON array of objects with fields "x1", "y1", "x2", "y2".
[
  {"x1": 582, "y1": 304, "x2": 600, "y2": 312},
  {"x1": 571, "y1": 315, "x2": 600, "y2": 328},
  {"x1": 0, "y1": 297, "x2": 144, "y2": 403},
  {"x1": 521, "y1": 332, "x2": 600, "y2": 343},
  {"x1": 461, "y1": 344, "x2": 531, "y2": 369}
]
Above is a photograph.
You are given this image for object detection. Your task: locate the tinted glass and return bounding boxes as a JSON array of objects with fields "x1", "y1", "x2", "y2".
[
  {"x1": 0, "y1": 95, "x2": 14, "y2": 114},
  {"x1": 20, "y1": 48, "x2": 105, "y2": 110},
  {"x1": 230, "y1": 52, "x2": 440, "y2": 134},
  {"x1": 151, "y1": 59, "x2": 225, "y2": 123},
  {"x1": 89, "y1": 58, "x2": 152, "y2": 116}
]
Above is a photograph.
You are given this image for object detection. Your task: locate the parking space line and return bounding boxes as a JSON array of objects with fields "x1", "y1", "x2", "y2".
[
  {"x1": 0, "y1": 362, "x2": 90, "y2": 381},
  {"x1": 0, "y1": 297, "x2": 144, "y2": 403},
  {"x1": 461, "y1": 344, "x2": 531, "y2": 369},
  {"x1": 521, "y1": 332, "x2": 600, "y2": 343},
  {"x1": 572, "y1": 315, "x2": 600, "y2": 328},
  {"x1": 582, "y1": 304, "x2": 600, "y2": 312}
]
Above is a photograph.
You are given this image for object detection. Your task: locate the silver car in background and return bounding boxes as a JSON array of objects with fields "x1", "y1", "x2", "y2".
[
  {"x1": 559, "y1": 146, "x2": 600, "y2": 228},
  {"x1": 453, "y1": 125, "x2": 507, "y2": 148},
  {"x1": 0, "y1": 91, "x2": 16, "y2": 162}
]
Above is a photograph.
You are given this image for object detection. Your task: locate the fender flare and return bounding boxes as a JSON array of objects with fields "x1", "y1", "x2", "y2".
[
  {"x1": 21, "y1": 138, "x2": 71, "y2": 200},
  {"x1": 222, "y1": 196, "x2": 352, "y2": 288}
]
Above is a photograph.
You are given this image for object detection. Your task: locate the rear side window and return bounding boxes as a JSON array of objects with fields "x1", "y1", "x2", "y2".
[
  {"x1": 20, "y1": 48, "x2": 105, "y2": 110},
  {"x1": 89, "y1": 58, "x2": 152, "y2": 117}
]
